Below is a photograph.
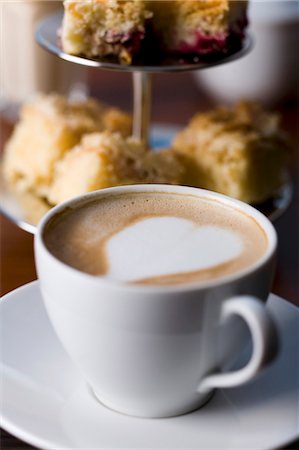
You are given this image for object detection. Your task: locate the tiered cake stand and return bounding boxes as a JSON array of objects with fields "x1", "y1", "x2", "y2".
[
  {"x1": 36, "y1": 11, "x2": 253, "y2": 145},
  {"x1": 0, "y1": 10, "x2": 293, "y2": 232}
]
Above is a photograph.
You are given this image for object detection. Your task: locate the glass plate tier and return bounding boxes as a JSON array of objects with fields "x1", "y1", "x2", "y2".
[{"x1": 35, "y1": 10, "x2": 253, "y2": 73}]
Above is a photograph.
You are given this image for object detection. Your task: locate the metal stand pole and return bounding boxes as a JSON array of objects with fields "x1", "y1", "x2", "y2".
[{"x1": 132, "y1": 71, "x2": 152, "y2": 147}]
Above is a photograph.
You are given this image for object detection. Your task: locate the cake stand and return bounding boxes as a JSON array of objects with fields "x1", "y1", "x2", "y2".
[
  {"x1": 35, "y1": 10, "x2": 253, "y2": 145},
  {"x1": 0, "y1": 10, "x2": 293, "y2": 233}
]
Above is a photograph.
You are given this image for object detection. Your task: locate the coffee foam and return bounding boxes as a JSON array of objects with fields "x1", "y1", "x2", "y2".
[
  {"x1": 105, "y1": 217, "x2": 243, "y2": 283},
  {"x1": 44, "y1": 192, "x2": 268, "y2": 285}
]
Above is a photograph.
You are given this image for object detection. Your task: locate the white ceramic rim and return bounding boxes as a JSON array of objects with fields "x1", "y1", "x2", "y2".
[{"x1": 36, "y1": 185, "x2": 277, "y2": 293}]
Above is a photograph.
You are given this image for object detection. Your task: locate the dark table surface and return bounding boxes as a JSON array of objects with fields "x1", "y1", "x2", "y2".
[{"x1": 1, "y1": 71, "x2": 298, "y2": 449}]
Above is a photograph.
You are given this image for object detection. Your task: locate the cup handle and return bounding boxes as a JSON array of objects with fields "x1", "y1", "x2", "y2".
[{"x1": 197, "y1": 296, "x2": 279, "y2": 393}]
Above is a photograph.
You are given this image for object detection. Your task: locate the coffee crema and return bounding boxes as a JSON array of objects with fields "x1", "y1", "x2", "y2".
[{"x1": 44, "y1": 192, "x2": 268, "y2": 286}]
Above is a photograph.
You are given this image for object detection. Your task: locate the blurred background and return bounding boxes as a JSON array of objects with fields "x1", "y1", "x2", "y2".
[
  {"x1": 0, "y1": 0, "x2": 298, "y2": 306},
  {"x1": 1, "y1": 0, "x2": 298, "y2": 302},
  {"x1": 1, "y1": 0, "x2": 298, "y2": 114},
  {"x1": 0, "y1": 0, "x2": 298, "y2": 295}
]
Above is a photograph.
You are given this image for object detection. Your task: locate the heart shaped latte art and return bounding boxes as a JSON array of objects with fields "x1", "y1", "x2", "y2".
[{"x1": 105, "y1": 217, "x2": 243, "y2": 283}]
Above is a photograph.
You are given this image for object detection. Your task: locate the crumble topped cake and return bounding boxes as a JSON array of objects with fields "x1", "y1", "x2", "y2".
[
  {"x1": 62, "y1": 0, "x2": 248, "y2": 64},
  {"x1": 3, "y1": 94, "x2": 132, "y2": 197},
  {"x1": 62, "y1": 0, "x2": 153, "y2": 64},
  {"x1": 48, "y1": 132, "x2": 184, "y2": 205},
  {"x1": 149, "y1": 0, "x2": 248, "y2": 57},
  {"x1": 173, "y1": 101, "x2": 289, "y2": 204}
]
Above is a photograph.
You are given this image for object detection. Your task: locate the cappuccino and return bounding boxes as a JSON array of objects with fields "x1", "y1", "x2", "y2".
[{"x1": 44, "y1": 192, "x2": 268, "y2": 285}]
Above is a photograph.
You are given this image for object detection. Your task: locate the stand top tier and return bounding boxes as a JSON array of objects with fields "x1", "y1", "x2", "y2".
[{"x1": 36, "y1": 10, "x2": 252, "y2": 73}]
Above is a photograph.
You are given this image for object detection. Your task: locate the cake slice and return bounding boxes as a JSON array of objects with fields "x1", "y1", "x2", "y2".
[
  {"x1": 62, "y1": 0, "x2": 152, "y2": 64},
  {"x1": 48, "y1": 132, "x2": 184, "y2": 205},
  {"x1": 172, "y1": 102, "x2": 289, "y2": 204},
  {"x1": 149, "y1": 0, "x2": 248, "y2": 56},
  {"x1": 3, "y1": 94, "x2": 132, "y2": 197}
]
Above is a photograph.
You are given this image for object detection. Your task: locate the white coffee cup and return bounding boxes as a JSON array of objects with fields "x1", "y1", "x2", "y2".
[{"x1": 35, "y1": 185, "x2": 278, "y2": 418}]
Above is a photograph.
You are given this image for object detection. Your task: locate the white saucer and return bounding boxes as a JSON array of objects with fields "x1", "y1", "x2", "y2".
[{"x1": 1, "y1": 282, "x2": 298, "y2": 450}]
